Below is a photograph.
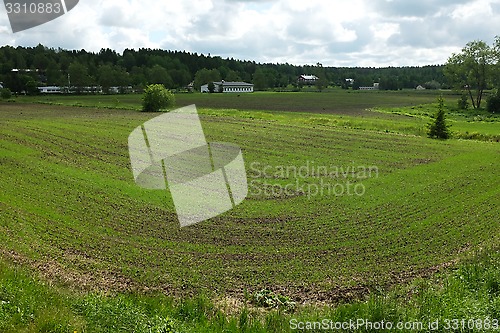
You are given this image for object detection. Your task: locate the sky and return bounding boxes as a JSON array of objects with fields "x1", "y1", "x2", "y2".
[{"x1": 1, "y1": 0, "x2": 500, "y2": 67}]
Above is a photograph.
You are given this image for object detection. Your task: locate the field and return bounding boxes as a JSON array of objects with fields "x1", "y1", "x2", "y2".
[
  {"x1": 21, "y1": 89, "x2": 449, "y2": 114},
  {"x1": 1, "y1": 90, "x2": 500, "y2": 332}
]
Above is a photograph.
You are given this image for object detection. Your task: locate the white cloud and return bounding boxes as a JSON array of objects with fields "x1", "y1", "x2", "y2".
[
  {"x1": 0, "y1": 0, "x2": 499, "y2": 66},
  {"x1": 370, "y1": 23, "x2": 400, "y2": 42},
  {"x1": 451, "y1": 0, "x2": 495, "y2": 19}
]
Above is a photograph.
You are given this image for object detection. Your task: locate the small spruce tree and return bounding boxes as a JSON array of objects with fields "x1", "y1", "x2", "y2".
[{"x1": 428, "y1": 95, "x2": 450, "y2": 139}]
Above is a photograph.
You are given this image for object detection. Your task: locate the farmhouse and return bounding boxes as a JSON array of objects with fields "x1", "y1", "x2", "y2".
[
  {"x1": 201, "y1": 81, "x2": 254, "y2": 93},
  {"x1": 298, "y1": 74, "x2": 319, "y2": 85}
]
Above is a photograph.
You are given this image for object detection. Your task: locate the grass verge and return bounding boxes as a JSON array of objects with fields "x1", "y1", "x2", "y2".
[{"x1": 2, "y1": 247, "x2": 500, "y2": 332}]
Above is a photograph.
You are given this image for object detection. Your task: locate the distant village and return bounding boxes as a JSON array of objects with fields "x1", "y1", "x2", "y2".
[
  {"x1": 0, "y1": 45, "x2": 445, "y2": 96},
  {"x1": 2, "y1": 70, "x2": 431, "y2": 96}
]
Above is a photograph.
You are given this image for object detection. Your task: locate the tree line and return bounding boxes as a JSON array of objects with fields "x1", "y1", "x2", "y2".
[{"x1": 0, "y1": 44, "x2": 448, "y2": 94}]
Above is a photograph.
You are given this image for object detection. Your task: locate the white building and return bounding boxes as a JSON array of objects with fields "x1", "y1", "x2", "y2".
[
  {"x1": 359, "y1": 83, "x2": 380, "y2": 90},
  {"x1": 37, "y1": 85, "x2": 133, "y2": 94},
  {"x1": 108, "y1": 86, "x2": 134, "y2": 94},
  {"x1": 38, "y1": 86, "x2": 62, "y2": 93},
  {"x1": 201, "y1": 81, "x2": 254, "y2": 93},
  {"x1": 298, "y1": 74, "x2": 319, "y2": 85}
]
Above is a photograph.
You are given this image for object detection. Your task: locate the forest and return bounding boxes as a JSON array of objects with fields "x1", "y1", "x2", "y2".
[{"x1": 0, "y1": 44, "x2": 446, "y2": 94}]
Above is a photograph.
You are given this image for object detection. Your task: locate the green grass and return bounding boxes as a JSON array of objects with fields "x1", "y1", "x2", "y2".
[
  {"x1": 1, "y1": 100, "x2": 498, "y2": 294},
  {"x1": 1, "y1": 91, "x2": 499, "y2": 331},
  {"x1": 14, "y1": 89, "x2": 457, "y2": 114},
  {"x1": 374, "y1": 102, "x2": 500, "y2": 141},
  {"x1": 13, "y1": 89, "x2": 498, "y2": 140},
  {"x1": 2, "y1": 248, "x2": 500, "y2": 332}
]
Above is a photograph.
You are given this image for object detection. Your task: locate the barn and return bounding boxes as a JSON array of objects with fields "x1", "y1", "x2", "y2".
[
  {"x1": 298, "y1": 74, "x2": 319, "y2": 85},
  {"x1": 201, "y1": 81, "x2": 254, "y2": 93}
]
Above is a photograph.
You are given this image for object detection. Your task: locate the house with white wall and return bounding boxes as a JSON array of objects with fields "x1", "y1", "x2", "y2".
[
  {"x1": 298, "y1": 74, "x2": 319, "y2": 85},
  {"x1": 201, "y1": 81, "x2": 254, "y2": 93},
  {"x1": 359, "y1": 83, "x2": 380, "y2": 90}
]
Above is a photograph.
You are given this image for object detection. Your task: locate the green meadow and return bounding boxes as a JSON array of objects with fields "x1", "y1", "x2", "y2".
[{"x1": 1, "y1": 90, "x2": 499, "y2": 332}]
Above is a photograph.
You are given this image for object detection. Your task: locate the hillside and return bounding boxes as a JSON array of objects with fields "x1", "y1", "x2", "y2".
[{"x1": 1, "y1": 90, "x2": 499, "y2": 331}]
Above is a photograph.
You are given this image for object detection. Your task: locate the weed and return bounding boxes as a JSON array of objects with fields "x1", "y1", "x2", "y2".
[{"x1": 252, "y1": 290, "x2": 296, "y2": 313}]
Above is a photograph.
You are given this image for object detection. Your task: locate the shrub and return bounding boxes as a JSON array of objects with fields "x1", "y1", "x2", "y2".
[
  {"x1": 142, "y1": 84, "x2": 175, "y2": 112},
  {"x1": 207, "y1": 81, "x2": 215, "y2": 93},
  {"x1": 486, "y1": 90, "x2": 500, "y2": 113},
  {"x1": 427, "y1": 96, "x2": 450, "y2": 139},
  {"x1": 457, "y1": 93, "x2": 469, "y2": 110},
  {"x1": 1, "y1": 88, "x2": 12, "y2": 99},
  {"x1": 25, "y1": 80, "x2": 39, "y2": 95}
]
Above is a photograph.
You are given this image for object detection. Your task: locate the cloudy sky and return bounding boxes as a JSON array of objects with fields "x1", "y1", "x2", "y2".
[{"x1": 1, "y1": 0, "x2": 500, "y2": 67}]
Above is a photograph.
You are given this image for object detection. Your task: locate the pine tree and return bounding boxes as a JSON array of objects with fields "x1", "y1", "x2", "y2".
[{"x1": 427, "y1": 96, "x2": 450, "y2": 139}]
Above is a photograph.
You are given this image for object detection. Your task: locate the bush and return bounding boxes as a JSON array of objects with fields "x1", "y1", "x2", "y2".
[
  {"x1": 457, "y1": 94, "x2": 469, "y2": 110},
  {"x1": 142, "y1": 84, "x2": 175, "y2": 112},
  {"x1": 486, "y1": 91, "x2": 500, "y2": 113},
  {"x1": 427, "y1": 96, "x2": 450, "y2": 139},
  {"x1": 207, "y1": 81, "x2": 215, "y2": 93},
  {"x1": 1, "y1": 88, "x2": 12, "y2": 99},
  {"x1": 25, "y1": 80, "x2": 39, "y2": 95}
]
